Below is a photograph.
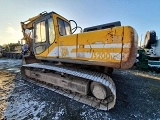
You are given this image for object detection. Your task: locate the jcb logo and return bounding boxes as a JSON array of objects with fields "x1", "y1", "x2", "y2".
[{"x1": 61, "y1": 48, "x2": 69, "y2": 57}]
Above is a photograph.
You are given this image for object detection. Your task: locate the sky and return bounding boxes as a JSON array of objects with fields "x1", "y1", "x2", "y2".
[{"x1": 0, "y1": 0, "x2": 160, "y2": 46}]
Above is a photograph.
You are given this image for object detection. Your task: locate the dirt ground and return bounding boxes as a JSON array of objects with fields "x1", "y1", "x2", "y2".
[
  {"x1": 0, "y1": 58, "x2": 160, "y2": 120},
  {"x1": 0, "y1": 71, "x2": 15, "y2": 119}
]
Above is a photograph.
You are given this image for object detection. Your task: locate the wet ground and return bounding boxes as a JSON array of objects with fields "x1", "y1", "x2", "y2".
[{"x1": 0, "y1": 58, "x2": 160, "y2": 120}]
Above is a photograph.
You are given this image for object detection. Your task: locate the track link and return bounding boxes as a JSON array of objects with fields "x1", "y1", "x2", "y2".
[{"x1": 21, "y1": 63, "x2": 116, "y2": 110}]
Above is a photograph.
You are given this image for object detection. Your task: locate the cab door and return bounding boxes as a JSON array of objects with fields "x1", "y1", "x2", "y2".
[
  {"x1": 33, "y1": 16, "x2": 51, "y2": 56},
  {"x1": 34, "y1": 21, "x2": 47, "y2": 56}
]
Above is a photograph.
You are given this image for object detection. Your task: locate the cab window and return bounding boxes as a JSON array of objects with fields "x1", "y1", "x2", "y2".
[
  {"x1": 58, "y1": 18, "x2": 71, "y2": 36},
  {"x1": 48, "y1": 18, "x2": 55, "y2": 44},
  {"x1": 35, "y1": 21, "x2": 46, "y2": 43}
]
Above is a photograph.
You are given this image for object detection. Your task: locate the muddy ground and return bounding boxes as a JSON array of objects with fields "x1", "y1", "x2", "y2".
[{"x1": 0, "y1": 58, "x2": 160, "y2": 120}]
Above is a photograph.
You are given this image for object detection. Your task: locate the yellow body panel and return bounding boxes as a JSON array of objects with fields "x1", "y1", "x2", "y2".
[
  {"x1": 36, "y1": 26, "x2": 138, "y2": 68},
  {"x1": 58, "y1": 34, "x2": 77, "y2": 58}
]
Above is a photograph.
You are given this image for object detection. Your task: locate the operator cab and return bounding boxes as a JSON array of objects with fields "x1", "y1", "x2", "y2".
[
  {"x1": 22, "y1": 11, "x2": 82, "y2": 56},
  {"x1": 31, "y1": 12, "x2": 72, "y2": 55}
]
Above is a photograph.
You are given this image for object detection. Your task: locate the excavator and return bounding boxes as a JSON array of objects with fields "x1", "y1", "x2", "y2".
[{"x1": 20, "y1": 11, "x2": 138, "y2": 110}]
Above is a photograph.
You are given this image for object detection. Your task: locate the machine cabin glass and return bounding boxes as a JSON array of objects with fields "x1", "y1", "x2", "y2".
[
  {"x1": 35, "y1": 21, "x2": 46, "y2": 43},
  {"x1": 34, "y1": 16, "x2": 55, "y2": 55},
  {"x1": 57, "y1": 18, "x2": 71, "y2": 36}
]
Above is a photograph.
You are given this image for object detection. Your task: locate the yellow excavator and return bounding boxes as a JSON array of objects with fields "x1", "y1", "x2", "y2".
[{"x1": 21, "y1": 11, "x2": 138, "y2": 110}]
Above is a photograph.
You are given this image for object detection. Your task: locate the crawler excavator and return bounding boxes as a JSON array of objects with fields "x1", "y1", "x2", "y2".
[{"x1": 21, "y1": 11, "x2": 138, "y2": 110}]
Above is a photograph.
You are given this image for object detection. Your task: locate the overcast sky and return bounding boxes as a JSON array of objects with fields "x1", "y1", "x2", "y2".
[{"x1": 0, "y1": 0, "x2": 160, "y2": 45}]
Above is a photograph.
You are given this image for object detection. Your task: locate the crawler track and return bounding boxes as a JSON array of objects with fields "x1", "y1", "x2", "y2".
[{"x1": 21, "y1": 63, "x2": 116, "y2": 110}]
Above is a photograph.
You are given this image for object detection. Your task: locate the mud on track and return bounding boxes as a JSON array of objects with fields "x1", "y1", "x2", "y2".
[{"x1": 0, "y1": 58, "x2": 160, "y2": 120}]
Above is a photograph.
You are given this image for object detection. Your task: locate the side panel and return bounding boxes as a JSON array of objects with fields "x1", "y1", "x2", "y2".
[
  {"x1": 58, "y1": 35, "x2": 77, "y2": 58},
  {"x1": 76, "y1": 27, "x2": 124, "y2": 63},
  {"x1": 36, "y1": 26, "x2": 137, "y2": 69}
]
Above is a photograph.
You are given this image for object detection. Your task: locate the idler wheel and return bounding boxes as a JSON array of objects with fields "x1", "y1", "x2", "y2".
[{"x1": 91, "y1": 82, "x2": 110, "y2": 100}]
